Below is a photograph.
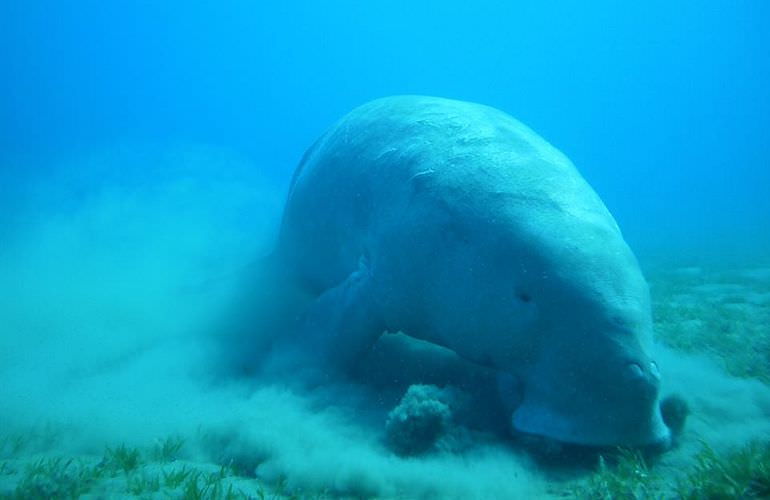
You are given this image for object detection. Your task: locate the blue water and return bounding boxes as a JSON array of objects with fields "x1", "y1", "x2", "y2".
[
  {"x1": 1, "y1": 2, "x2": 769, "y2": 498},
  {"x1": 4, "y1": 1, "x2": 769, "y2": 255}
]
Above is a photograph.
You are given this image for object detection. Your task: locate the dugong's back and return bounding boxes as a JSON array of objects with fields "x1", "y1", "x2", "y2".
[{"x1": 278, "y1": 95, "x2": 617, "y2": 293}]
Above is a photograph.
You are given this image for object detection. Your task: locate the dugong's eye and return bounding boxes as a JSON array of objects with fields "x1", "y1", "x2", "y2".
[{"x1": 516, "y1": 292, "x2": 532, "y2": 303}]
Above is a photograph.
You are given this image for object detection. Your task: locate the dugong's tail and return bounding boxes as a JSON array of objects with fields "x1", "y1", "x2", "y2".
[{"x1": 209, "y1": 253, "x2": 312, "y2": 378}]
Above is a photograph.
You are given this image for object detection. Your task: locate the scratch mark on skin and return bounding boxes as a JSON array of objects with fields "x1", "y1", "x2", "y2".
[{"x1": 409, "y1": 169, "x2": 435, "y2": 182}]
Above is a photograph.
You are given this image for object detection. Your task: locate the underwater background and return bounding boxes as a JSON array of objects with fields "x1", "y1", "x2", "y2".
[{"x1": 1, "y1": 1, "x2": 769, "y2": 498}]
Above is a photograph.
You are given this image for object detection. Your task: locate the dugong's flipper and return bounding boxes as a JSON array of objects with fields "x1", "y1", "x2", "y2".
[{"x1": 279, "y1": 256, "x2": 386, "y2": 379}]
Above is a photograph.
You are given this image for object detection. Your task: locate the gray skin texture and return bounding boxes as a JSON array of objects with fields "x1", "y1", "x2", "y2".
[{"x1": 272, "y1": 95, "x2": 670, "y2": 447}]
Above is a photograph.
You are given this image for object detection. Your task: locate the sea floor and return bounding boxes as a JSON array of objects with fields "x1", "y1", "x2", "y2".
[{"x1": 1, "y1": 263, "x2": 769, "y2": 499}]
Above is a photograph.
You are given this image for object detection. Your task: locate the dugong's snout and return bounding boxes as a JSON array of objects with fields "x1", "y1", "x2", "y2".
[
  {"x1": 624, "y1": 358, "x2": 662, "y2": 403},
  {"x1": 509, "y1": 350, "x2": 672, "y2": 449},
  {"x1": 622, "y1": 358, "x2": 675, "y2": 450}
]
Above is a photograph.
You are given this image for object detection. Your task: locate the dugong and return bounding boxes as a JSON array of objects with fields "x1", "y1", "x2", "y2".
[{"x1": 255, "y1": 95, "x2": 670, "y2": 448}]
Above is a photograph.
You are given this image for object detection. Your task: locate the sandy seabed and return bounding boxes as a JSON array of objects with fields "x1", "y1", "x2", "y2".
[{"x1": 1, "y1": 147, "x2": 768, "y2": 499}]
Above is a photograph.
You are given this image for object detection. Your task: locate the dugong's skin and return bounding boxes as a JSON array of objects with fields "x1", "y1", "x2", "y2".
[{"x1": 270, "y1": 96, "x2": 670, "y2": 447}]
